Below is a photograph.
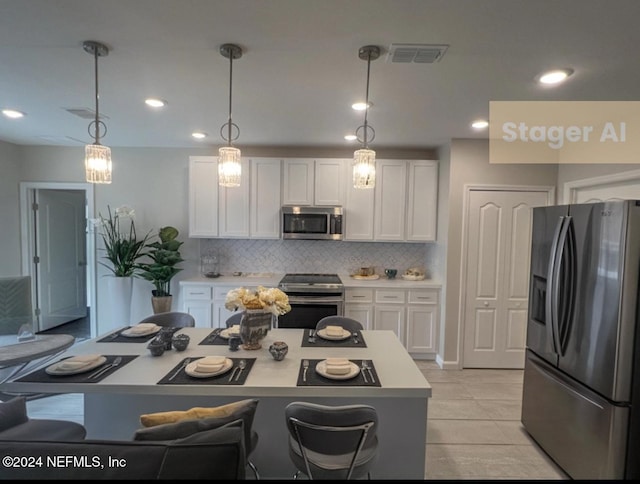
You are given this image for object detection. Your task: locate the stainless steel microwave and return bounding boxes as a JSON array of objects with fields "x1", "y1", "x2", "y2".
[{"x1": 281, "y1": 206, "x2": 343, "y2": 240}]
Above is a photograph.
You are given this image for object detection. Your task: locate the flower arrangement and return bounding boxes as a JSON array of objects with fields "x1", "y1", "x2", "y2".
[
  {"x1": 98, "y1": 205, "x2": 150, "y2": 277},
  {"x1": 225, "y1": 286, "x2": 291, "y2": 316}
]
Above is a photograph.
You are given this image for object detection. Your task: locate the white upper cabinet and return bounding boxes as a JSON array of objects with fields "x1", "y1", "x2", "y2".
[
  {"x1": 219, "y1": 158, "x2": 250, "y2": 238},
  {"x1": 345, "y1": 170, "x2": 375, "y2": 241},
  {"x1": 282, "y1": 158, "x2": 347, "y2": 207},
  {"x1": 189, "y1": 156, "x2": 437, "y2": 242},
  {"x1": 374, "y1": 160, "x2": 408, "y2": 241},
  {"x1": 189, "y1": 156, "x2": 280, "y2": 239},
  {"x1": 250, "y1": 158, "x2": 282, "y2": 239},
  {"x1": 406, "y1": 161, "x2": 438, "y2": 241},
  {"x1": 283, "y1": 159, "x2": 314, "y2": 206},
  {"x1": 188, "y1": 156, "x2": 219, "y2": 237},
  {"x1": 314, "y1": 159, "x2": 347, "y2": 206}
]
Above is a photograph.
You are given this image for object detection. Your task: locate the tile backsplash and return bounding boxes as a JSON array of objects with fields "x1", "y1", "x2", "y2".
[{"x1": 200, "y1": 239, "x2": 438, "y2": 278}]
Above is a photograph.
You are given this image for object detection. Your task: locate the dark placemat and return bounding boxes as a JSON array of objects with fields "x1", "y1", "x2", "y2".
[
  {"x1": 296, "y1": 359, "x2": 380, "y2": 387},
  {"x1": 157, "y1": 357, "x2": 256, "y2": 385},
  {"x1": 198, "y1": 328, "x2": 229, "y2": 346},
  {"x1": 15, "y1": 355, "x2": 138, "y2": 383},
  {"x1": 97, "y1": 327, "x2": 180, "y2": 343},
  {"x1": 301, "y1": 328, "x2": 367, "y2": 348}
]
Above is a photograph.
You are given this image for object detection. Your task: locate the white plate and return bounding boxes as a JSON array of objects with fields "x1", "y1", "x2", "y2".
[
  {"x1": 45, "y1": 356, "x2": 107, "y2": 376},
  {"x1": 317, "y1": 328, "x2": 351, "y2": 341},
  {"x1": 184, "y1": 357, "x2": 233, "y2": 378},
  {"x1": 120, "y1": 325, "x2": 161, "y2": 338},
  {"x1": 315, "y1": 360, "x2": 360, "y2": 380}
]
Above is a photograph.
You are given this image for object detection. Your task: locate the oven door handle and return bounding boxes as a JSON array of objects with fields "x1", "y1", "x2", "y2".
[{"x1": 287, "y1": 296, "x2": 344, "y2": 304}]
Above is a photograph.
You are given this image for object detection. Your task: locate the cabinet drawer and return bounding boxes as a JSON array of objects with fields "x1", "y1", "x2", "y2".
[
  {"x1": 408, "y1": 289, "x2": 439, "y2": 304},
  {"x1": 345, "y1": 288, "x2": 373, "y2": 303},
  {"x1": 183, "y1": 286, "x2": 213, "y2": 300},
  {"x1": 375, "y1": 290, "x2": 405, "y2": 304},
  {"x1": 214, "y1": 287, "x2": 234, "y2": 300}
]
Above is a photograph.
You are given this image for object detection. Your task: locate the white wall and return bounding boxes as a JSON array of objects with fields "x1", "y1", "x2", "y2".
[
  {"x1": 0, "y1": 140, "x2": 23, "y2": 275},
  {"x1": 19, "y1": 145, "x2": 207, "y2": 332}
]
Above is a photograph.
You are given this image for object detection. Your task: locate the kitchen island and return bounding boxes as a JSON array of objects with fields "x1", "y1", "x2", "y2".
[{"x1": 1, "y1": 328, "x2": 430, "y2": 479}]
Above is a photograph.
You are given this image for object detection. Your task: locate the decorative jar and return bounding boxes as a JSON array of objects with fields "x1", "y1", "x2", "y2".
[
  {"x1": 239, "y1": 309, "x2": 274, "y2": 350},
  {"x1": 269, "y1": 341, "x2": 289, "y2": 361}
]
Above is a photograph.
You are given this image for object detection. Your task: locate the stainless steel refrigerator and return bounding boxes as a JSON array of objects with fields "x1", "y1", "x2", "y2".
[{"x1": 522, "y1": 200, "x2": 640, "y2": 479}]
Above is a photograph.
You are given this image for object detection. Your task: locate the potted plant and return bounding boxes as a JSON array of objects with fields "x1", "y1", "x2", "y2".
[
  {"x1": 136, "y1": 226, "x2": 184, "y2": 314},
  {"x1": 98, "y1": 205, "x2": 150, "y2": 326}
]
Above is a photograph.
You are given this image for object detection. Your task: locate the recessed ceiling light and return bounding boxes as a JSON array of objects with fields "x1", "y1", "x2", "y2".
[
  {"x1": 344, "y1": 134, "x2": 357, "y2": 141},
  {"x1": 352, "y1": 102, "x2": 373, "y2": 111},
  {"x1": 471, "y1": 119, "x2": 489, "y2": 129},
  {"x1": 2, "y1": 109, "x2": 25, "y2": 119},
  {"x1": 145, "y1": 98, "x2": 166, "y2": 108},
  {"x1": 192, "y1": 132, "x2": 207, "y2": 139},
  {"x1": 537, "y1": 69, "x2": 574, "y2": 85}
]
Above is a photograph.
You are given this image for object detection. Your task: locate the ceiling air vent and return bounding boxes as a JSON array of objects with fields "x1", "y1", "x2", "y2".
[
  {"x1": 387, "y1": 43, "x2": 449, "y2": 64},
  {"x1": 64, "y1": 107, "x2": 109, "y2": 120}
]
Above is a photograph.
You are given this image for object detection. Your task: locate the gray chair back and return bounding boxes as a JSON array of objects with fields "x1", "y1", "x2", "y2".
[
  {"x1": 315, "y1": 316, "x2": 364, "y2": 333},
  {"x1": 225, "y1": 312, "x2": 243, "y2": 328},
  {"x1": 285, "y1": 401, "x2": 378, "y2": 480},
  {"x1": 137, "y1": 312, "x2": 195, "y2": 328},
  {"x1": 0, "y1": 276, "x2": 33, "y2": 336}
]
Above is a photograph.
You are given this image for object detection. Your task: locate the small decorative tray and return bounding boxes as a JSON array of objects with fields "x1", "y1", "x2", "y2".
[
  {"x1": 401, "y1": 274, "x2": 426, "y2": 281},
  {"x1": 350, "y1": 274, "x2": 380, "y2": 280}
]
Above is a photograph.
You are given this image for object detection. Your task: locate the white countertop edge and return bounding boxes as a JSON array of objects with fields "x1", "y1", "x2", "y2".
[{"x1": 180, "y1": 274, "x2": 442, "y2": 289}]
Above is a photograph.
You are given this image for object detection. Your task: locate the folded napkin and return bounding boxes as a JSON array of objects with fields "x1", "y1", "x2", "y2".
[
  {"x1": 59, "y1": 354, "x2": 102, "y2": 371},
  {"x1": 325, "y1": 357, "x2": 352, "y2": 375},
  {"x1": 195, "y1": 355, "x2": 227, "y2": 373},
  {"x1": 128, "y1": 323, "x2": 159, "y2": 335},
  {"x1": 325, "y1": 325, "x2": 345, "y2": 337},
  {"x1": 228, "y1": 324, "x2": 240, "y2": 335}
]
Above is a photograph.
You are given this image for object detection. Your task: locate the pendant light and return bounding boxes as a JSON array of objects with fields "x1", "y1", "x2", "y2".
[
  {"x1": 353, "y1": 45, "x2": 380, "y2": 189},
  {"x1": 218, "y1": 43, "x2": 243, "y2": 187},
  {"x1": 83, "y1": 40, "x2": 112, "y2": 184}
]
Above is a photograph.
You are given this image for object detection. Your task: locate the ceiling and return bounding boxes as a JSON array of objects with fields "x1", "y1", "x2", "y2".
[{"x1": 1, "y1": 0, "x2": 640, "y2": 151}]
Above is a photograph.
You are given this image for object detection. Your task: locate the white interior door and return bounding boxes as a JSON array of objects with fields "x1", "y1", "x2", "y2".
[
  {"x1": 36, "y1": 189, "x2": 87, "y2": 330},
  {"x1": 462, "y1": 190, "x2": 549, "y2": 369}
]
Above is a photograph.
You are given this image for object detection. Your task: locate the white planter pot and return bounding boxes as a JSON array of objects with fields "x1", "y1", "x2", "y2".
[{"x1": 106, "y1": 276, "x2": 133, "y2": 331}]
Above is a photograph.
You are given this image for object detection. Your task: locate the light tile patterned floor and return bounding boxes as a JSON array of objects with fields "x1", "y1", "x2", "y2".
[
  {"x1": 416, "y1": 360, "x2": 569, "y2": 480},
  {"x1": 21, "y1": 360, "x2": 570, "y2": 480}
]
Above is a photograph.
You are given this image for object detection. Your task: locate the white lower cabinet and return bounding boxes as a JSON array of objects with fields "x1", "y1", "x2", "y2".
[
  {"x1": 345, "y1": 286, "x2": 439, "y2": 358},
  {"x1": 181, "y1": 283, "x2": 259, "y2": 329},
  {"x1": 181, "y1": 285, "x2": 213, "y2": 328},
  {"x1": 213, "y1": 287, "x2": 236, "y2": 328}
]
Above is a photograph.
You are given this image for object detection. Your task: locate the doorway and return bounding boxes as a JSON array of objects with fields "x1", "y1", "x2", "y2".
[
  {"x1": 19, "y1": 182, "x2": 96, "y2": 337},
  {"x1": 460, "y1": 185, "x2": 554, "y2": 369}
]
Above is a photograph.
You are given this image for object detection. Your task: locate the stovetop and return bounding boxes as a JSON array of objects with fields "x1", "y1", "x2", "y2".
[
  {"x1": 278, "y1": 273, "x2": 344, "y2": 293},
  {"x1": 279, "y1": 273, "x2": 342, "y2": 285}
]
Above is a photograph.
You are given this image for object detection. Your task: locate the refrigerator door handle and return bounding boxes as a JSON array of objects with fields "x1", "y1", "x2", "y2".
[
  {"x1": 546, "y1": 216, "x2": 565, "y2": 355},
  {"x1": 553, "y1": 215, "x2": 574, "y2": 356},
  {"x1": 558, "y1": 216, "x2": 576, "y2": 355}
]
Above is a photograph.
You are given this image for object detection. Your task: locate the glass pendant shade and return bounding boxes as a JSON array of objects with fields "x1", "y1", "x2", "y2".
[
  {"x1": 85, "y1": 143, "x2": 112, "y2": 184},
  {"x1": 218, "y1": 146, "x2": 242, "y2": 187},
  {"x1": 353, "y1": 148, "x2": 376, "y2": 189}
]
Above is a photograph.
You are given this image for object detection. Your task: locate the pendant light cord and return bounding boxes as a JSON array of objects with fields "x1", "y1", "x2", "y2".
[
  {"x1": 93, "y1": 47, "x2": 101, "y2": 145},
  {"x1": 363, "y1": 51, "x2": 372, "y2": 149},
  {"x1": 227, "y1": 52, "x2": 233, "y2": 147}
]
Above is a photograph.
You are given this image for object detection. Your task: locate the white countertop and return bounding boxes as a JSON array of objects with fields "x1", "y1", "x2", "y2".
[
  {"x1": 2, "y1": 328, "x2": 431, "y2": 399},
  {"x1": 180, "y1": 273, "x2": 441, "y2": 289}
]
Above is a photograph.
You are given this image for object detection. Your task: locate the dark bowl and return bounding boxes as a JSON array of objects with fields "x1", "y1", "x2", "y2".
[
  {"x1": 147, "y1": 339, "x2": 166, "y2": 357},
  {"x1": 172, "y1": 334, "x2": 190, "y2": 351}
]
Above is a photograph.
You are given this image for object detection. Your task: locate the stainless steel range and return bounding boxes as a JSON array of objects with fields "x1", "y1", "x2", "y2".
[{"x1": 277, "y1": 273, "x2": 344, "y2": 329}]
